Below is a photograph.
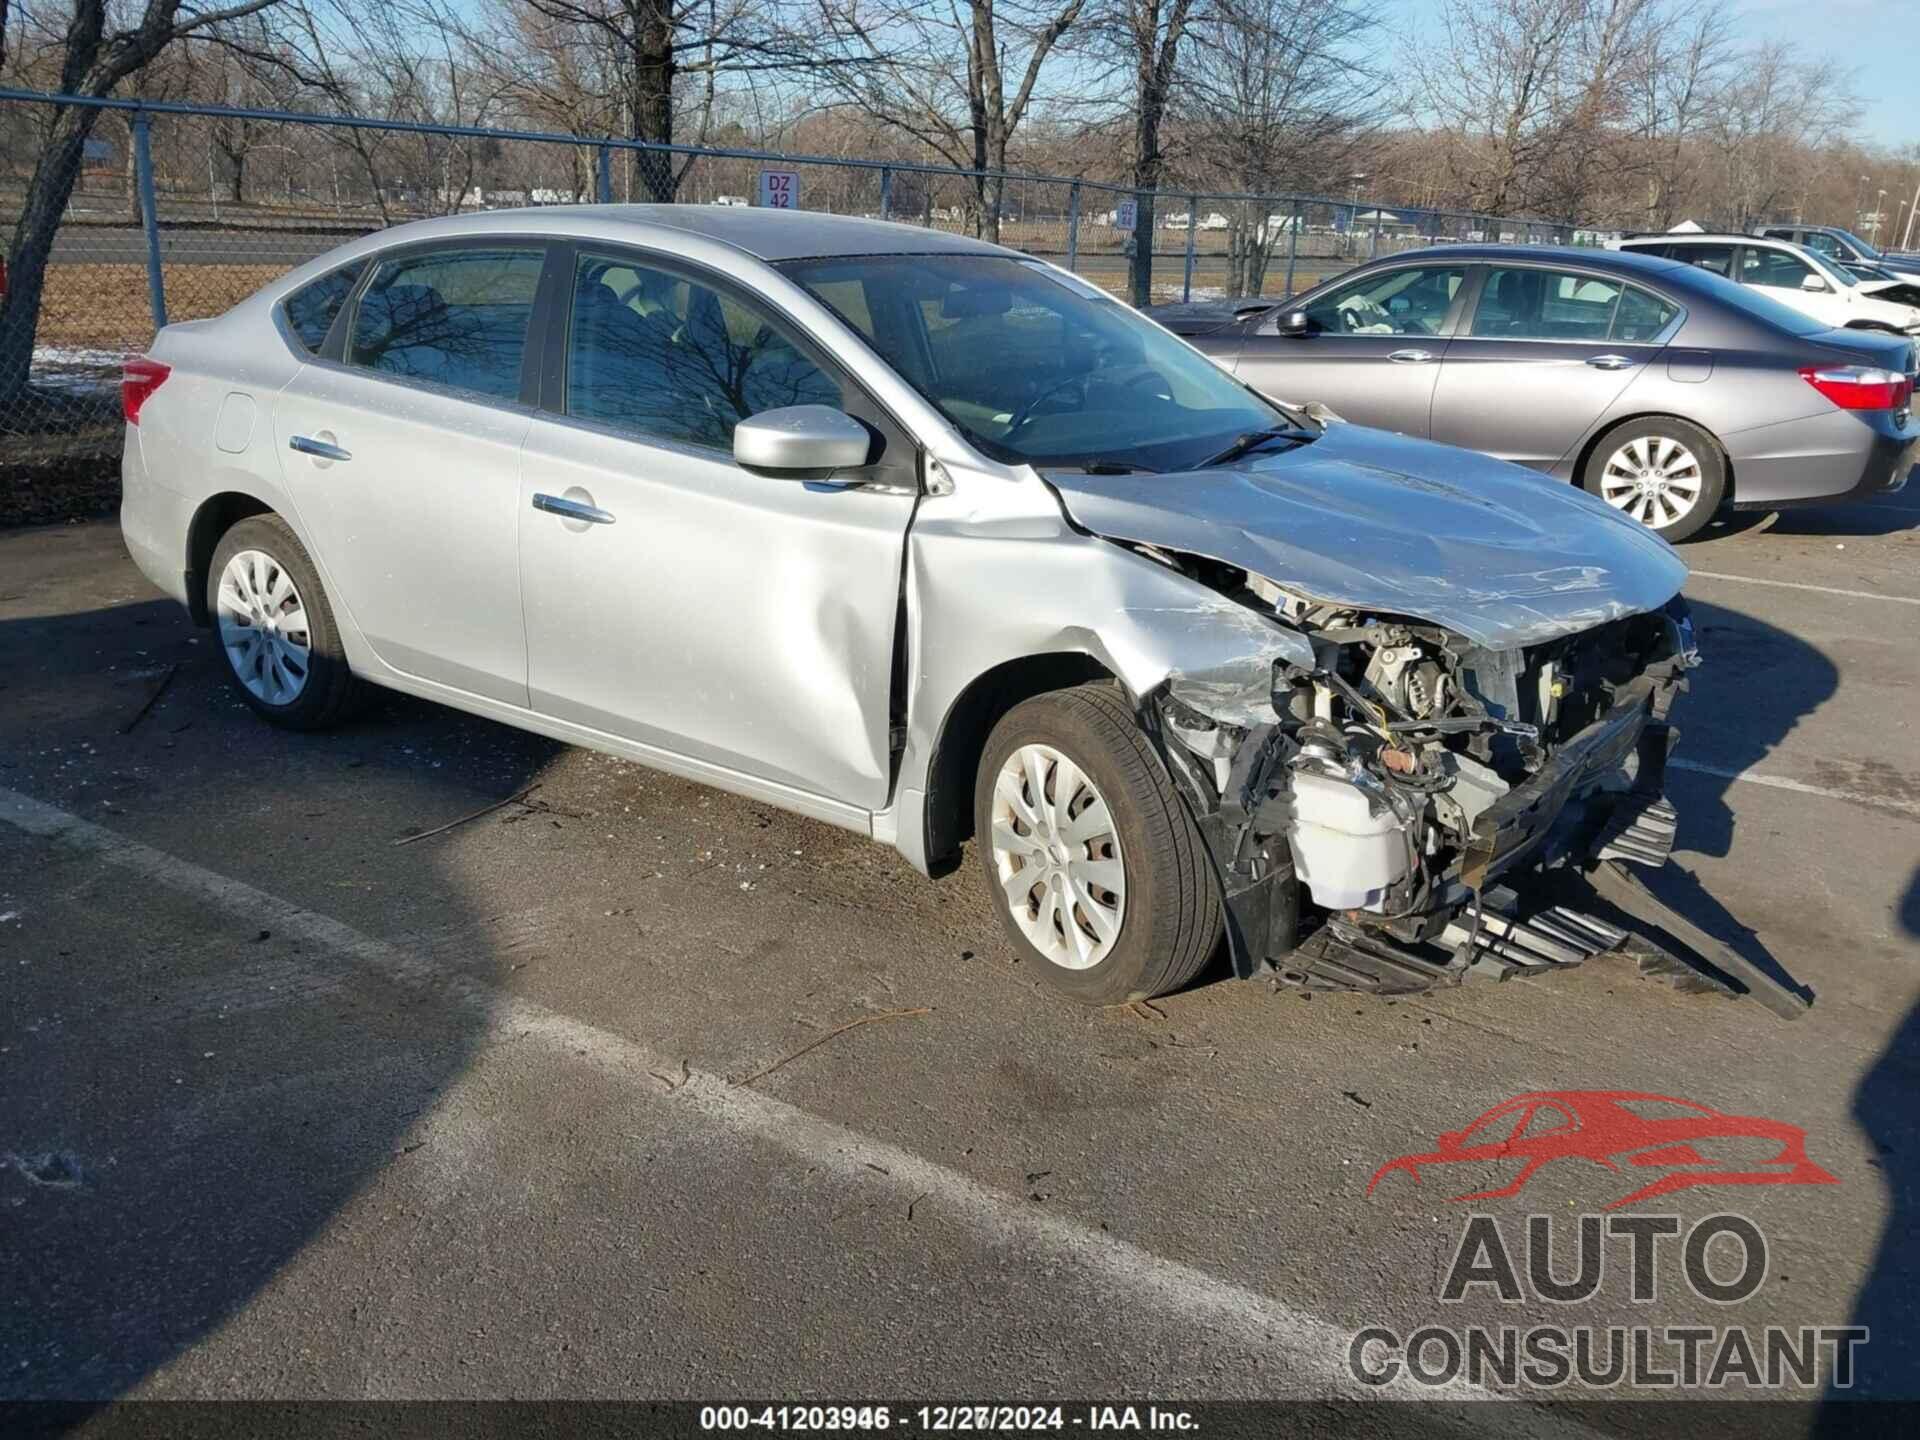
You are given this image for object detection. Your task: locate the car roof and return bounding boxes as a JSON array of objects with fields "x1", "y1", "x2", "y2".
[
  {"x1": 1624, "y1": 232, "x2": 1792, "y2": 247},
  {"x1": 1359, "y1": 243, "x2": 1684, "y2": 276},
  {"x1": 335, "y1": 203, "x2": 1018, "y2": 263}
]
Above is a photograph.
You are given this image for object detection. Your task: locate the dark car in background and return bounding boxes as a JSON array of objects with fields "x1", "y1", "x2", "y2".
[
  {"x1": 1759, "y1": 224, "x2": 1920, "y2": 282},
  {"x1": 1154, "y1": 245, "x2": 1917, "y2": 541}
]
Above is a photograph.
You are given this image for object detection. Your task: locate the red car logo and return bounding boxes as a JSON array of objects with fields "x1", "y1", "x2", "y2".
[{"x1": 1367, "y1": 1090, "x2": 1838, "y2": 1210}]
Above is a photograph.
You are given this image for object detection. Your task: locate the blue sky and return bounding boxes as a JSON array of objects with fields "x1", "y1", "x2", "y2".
[{"x1": 1403, "y1": 0, "x2": 1918, "y2": 150}]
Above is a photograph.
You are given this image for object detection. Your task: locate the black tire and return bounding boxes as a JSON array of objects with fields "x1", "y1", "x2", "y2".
[
  {"x1": 973, "y1": 682, "x2": 1223, "y2": 1004},
  {"x1": 207, "y1": 513, "x2": 364, "y2": 730},
  {"x1": 1579, "y1": 416, "x2": 1726, "y2": 543}
]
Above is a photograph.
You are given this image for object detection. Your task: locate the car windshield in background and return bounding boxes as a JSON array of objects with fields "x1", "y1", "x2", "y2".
[{"x1": 779, "y1": 254, "x2": 1292, "y2": 473}]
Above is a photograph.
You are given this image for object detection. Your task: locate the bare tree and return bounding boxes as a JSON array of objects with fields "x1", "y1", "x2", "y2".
[
  {"x1": 505, "y1": 1, "x2": 840, "y2": 201},
  {"x1": 1625, "y1": 0, "x2": 1730, "y2": 229},
  {"x1": 1179, "y1": 0, "x2": 1383, "y2": 296},
  {"x1": 1712, "y1": 41, "x2": 1856, "y2": 231},
  {"x1": 812, "y1": 0, "x2": 1086, "y2": 241},
  {"x1": 1, "y1": 0, "x2": 286, "y2": 410},
  {"x1": 1105, "y1": 0, "x2": 1196, "y2": 303}
]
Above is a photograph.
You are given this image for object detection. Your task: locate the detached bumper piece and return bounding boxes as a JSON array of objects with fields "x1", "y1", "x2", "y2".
[{"x1": 1284, "y1": 887, "x2": 1627, "y2": 997}]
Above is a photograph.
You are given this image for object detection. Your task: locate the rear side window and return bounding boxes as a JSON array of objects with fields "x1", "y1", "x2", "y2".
[
  {"x1": 347, "y1": 247, "x2": 545, "y2": 401},
  {"x1": 282, "y1": 263, "x2": 363, "y2": 353},
  {"x1": 1611, "y1": 286, "x2": 1678, "y2": 343},
  {"x1": 1470, "y1": 267, "x2": 1621, "y2": 340},
  {"x1": 1666, "y1": 243, "x2": 1735, "y2": 277}
]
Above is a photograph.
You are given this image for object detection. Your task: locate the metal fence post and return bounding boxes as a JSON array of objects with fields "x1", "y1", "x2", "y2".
[
  {"x1": 879, "y1": 166, "x2": 892, "y2": 221},
  {"x1": 595, "y1": 145, "x2": 612, "y2": 204},
  {"x1": 1283, "y1": 201, "x2": 1300, "y2": 298},
  {"x1": 1183, "y1": 196, "x2": 1197, "y2": 302},
  {"x1": 131, "y1": 111, "x2": 167, "y2": 332},
  {"x1": 1066, "y1": 182, "x2": 1081, "y2": 272},
  {"x1": 1369, "y1": 204, "x2": 1383, "y2": 260}
]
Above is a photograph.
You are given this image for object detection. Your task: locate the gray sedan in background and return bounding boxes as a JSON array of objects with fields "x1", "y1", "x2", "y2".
[{"x1": 1156, "y1": 244, "x2": 1917, "y2": 541}]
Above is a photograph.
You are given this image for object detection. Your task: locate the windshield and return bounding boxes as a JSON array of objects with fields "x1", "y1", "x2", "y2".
[
  {"x1": 1832, "y1": 228, "x2": 1882, "y2": 259},
  {"x1": 778, "y1": 253, "x2": 1293, "y2": 472}
]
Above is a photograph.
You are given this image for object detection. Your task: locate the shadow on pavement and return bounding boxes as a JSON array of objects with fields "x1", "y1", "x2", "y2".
[
  {"x1": 1566, "y1": 597, "x2": 1837, "y2": 1005},
  {"x1": 1703, "y1": 503, "x2": 1919, "y2": 542},
  {"x1": 0, "y1": 589, "x2": 563, "y2": 1403},
  {"x1": 1832, "y1": 953, "x2": 1920, "y2": 1407}
]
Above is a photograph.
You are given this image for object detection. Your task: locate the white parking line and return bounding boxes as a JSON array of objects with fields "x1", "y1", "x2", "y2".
[
  {"x1": 1668, "y1": 758, "x2": 1920, "y2": 820},
  {"x1": 1, "y1": 784, "x2": 1567, "y2": 1415},
  {"x1": 1687, "y1": 570, "x2": 1920, "y2": 606}
]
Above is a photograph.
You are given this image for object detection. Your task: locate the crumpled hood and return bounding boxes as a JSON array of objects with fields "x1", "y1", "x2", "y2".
[{"x1": 1046, "y1": 423, "x2": 1688, "y2": 650}]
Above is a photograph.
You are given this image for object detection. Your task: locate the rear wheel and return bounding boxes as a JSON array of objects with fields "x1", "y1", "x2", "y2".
[
  {"x1": 208, "y1": 514, "x2": 363, "y2": 730},
  {"x1": 1580, "y1": 417, "x2": 1725, "y2": 543},
  {"x1": 974, "y1": 683, "x2": 1222, "y2": 1004}
]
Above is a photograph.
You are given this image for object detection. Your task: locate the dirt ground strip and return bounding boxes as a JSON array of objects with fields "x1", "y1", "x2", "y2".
[{"x1": 1, "y1": 494, "x2": 1917, "y2": 1425}]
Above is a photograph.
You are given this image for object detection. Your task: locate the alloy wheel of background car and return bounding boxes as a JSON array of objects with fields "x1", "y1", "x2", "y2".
[
  {"x1": 1580, "y1": 417, "x2": 1727, "y2": 543},
  {"x1": 217, "y1": 549, "x2": 313, "y2": 707},
  {"x1": 974, "y1": 684, "x2": 1223, "y2": 1005},
  {"x1": 989, "y1": 742, "x2": 1128, "y2": 970},
  {"x1": 1599, "y1": 436, "x2": 1703, "y2": 529},
  {"x1": 208, "y1": 514, "x2": 365, "y2": 730}
]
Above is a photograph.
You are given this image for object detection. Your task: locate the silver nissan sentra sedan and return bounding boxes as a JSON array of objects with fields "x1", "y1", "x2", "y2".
[{"x1": 118, "y1": 207, "x2": 1798, "y2": 1013}]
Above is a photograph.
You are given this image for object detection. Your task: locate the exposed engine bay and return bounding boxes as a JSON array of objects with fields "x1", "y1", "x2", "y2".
[{"x1": 1127, "y1": 543, "x2": 1805, "y2": 1018}]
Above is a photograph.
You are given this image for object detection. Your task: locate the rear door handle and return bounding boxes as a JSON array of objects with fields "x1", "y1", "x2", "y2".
[
  {"x1": 1585, "y1": 354, "x2": 1637, "y2": 370},
  {"x1": 1387, "y1": 349, "x2": 1434, "y2": 364},
  {"x1": 532, "y1": 493, "x2": 616, "y2": 525},
  {"x1": 289, "y1": 435, "x2": 351, "y2": 461}
]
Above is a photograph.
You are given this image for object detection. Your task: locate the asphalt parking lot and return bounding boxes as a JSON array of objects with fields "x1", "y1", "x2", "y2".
[{"x1": 3, "y1": 492, "x2": 1918, "y2": 1423}]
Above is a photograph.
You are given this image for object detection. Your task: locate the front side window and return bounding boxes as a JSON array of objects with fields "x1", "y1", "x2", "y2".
[
  {"x1": 347, "y1": 247, "x2": 545, "y2": 401},
  {"x1": 1471, "y1": 267, "x2": 1623, "y2": 340},
  {"x1": 282, "y1": 262, "x2": 363, "y2": 353},
  {"x1": 1300, "y1": 265, "x2": 1465, "y2": 336},
  {"x1": 1740, "y1": 247, "x2": 1817, "y2": 290},
  {"x1": 564, "y1": 252, "x2": 842, "y2": 451},
  {"x1": 1800, "y1": 230, "x2": 1842, "y2": 259},
  {"x1": 781, "y1": 253, "x2": 1291, "y2": 473}
]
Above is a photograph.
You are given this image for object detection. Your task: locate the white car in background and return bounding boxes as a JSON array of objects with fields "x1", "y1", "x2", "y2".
[{"x1": 1616, "y1": 233, "x2": 1920, "y2": 336}]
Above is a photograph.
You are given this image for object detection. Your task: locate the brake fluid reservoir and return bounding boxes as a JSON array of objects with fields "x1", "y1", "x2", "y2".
[{"x1": 1286, "y1": 769, "x2": 1410, "y2": 912}]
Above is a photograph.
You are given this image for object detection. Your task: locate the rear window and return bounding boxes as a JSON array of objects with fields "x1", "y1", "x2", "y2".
[{"x1": 282, "y1": 263, "x2": 363, "y2": 352}]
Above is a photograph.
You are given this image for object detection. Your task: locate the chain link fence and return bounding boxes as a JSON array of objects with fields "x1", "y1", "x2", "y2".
[{"x1": 2, "y1": 89, "x2": 1576, "y2": 512}]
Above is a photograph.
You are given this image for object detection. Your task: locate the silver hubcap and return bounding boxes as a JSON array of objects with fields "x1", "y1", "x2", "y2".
[
  {"x1": 1600, "y1": 436, "x2": 1704, "y2": 529},
  {"x1": 216, "y1": 549, "x2": 312, "y2": 705},
  {"x1": 989, "y1": 743, "x2": 1126, "y2": 970}
]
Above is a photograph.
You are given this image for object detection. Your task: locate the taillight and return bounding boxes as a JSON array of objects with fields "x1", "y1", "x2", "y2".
[
  {"x1": 1799, "y1": 364, "x2": 1913, "y2": 411},
  {"x1": 121, "y1": 356, "x2": 170, "y2": 425}
]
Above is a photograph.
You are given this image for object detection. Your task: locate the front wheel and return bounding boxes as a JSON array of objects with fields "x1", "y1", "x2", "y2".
[
  {"x1": 974, "y1": 683, "x2": 1223, "y2": 1004},
  {"x1": 1580, "y1": 417, "x2": 1726, "y2": 543}
]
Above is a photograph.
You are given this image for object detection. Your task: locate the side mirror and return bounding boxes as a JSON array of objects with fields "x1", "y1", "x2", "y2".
[
  {"x1": 733, "y1": 405, "x2": 872, "y2": 480},
  {"x1": 1801, "y1": 273, "x2": 1831, "y2": 293},
  {"x1": 1276, "y1": 308, "x2": 1312, "y2": 337}
]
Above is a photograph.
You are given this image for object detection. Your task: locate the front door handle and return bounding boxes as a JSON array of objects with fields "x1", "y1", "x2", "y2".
[
  {"x1": 1585, "y1": 353, "x2": 1637, "y2": 370},
  {"x1": 532, "y1": 493, "x2": 616, "y2": 525},
  {"x1": 289, "y1": 435, "x2": 351, "y2": 462},
  {"x1": 1387, "y1": 349, "x2": 1434, "y2": 364}
]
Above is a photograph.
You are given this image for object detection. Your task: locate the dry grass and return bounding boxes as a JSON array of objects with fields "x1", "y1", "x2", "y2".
[{"x1": 35, "y1": 262, "x2": 284, "y2": 349}]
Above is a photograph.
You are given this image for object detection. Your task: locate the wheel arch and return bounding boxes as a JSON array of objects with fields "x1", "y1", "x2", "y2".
[
  {"x1": 1571, "y1": 411, "x2": 1737, "y2": 506},
  {"x1": 920, "y1": 651, "x2": 1120, "y2": 875},
  {"x1": 185, "y1": 491, "x2": 277, "y2": 625}
]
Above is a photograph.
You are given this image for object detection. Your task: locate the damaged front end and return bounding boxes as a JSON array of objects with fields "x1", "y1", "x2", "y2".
[{"x1": 1135, "y1": 554, "x2": 1806, "y2": 1019}]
